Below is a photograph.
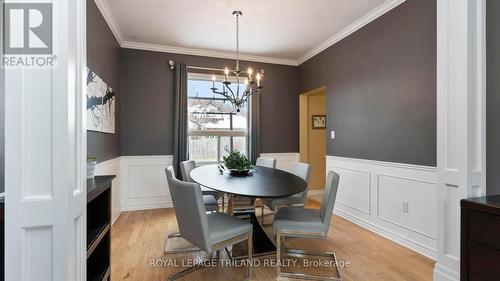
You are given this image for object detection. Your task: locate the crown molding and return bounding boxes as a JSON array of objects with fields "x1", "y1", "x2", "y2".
[
  {"x1": 295, "y1": 0, "x2": 406, "y2": 65},
  {"x1": 94, "y1": 0, "x2": 405, "y2": 67},
  {"x1": 94, "y1": 0, "x2": 124, "y2": 45},
  {"x1": 121, "y1": 41, "x2": 298, "y2": 66}
]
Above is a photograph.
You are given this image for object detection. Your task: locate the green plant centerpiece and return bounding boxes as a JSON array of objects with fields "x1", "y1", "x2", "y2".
[{"x1": 222, "y1": 150, "x2": 253, "y2": 177}]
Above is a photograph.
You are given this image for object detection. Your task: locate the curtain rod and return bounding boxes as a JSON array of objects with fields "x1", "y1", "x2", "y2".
[
  {"x1": 168, "y1": 60, "x2": 263, "y2": 74},
  {"x1": 167, "y1": 60, "x2": 226, "y2": 72},
  {"x1": 188, "y1": 66, "x2": 226, "y2": 72}
]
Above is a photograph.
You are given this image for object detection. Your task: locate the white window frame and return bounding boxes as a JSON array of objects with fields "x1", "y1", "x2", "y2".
[{"x1": 187, "y1": 73, "x2": 249, "y2": 164}]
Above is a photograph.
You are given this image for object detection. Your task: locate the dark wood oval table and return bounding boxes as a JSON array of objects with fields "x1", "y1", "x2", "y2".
[{"x1": 190, "y1": 164, "x2": 307, "y2": 257}]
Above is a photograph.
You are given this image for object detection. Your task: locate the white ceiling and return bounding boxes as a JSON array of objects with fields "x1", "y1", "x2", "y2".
[{"x1": 97, "y1": 0, "x2": 404, "y2": 65}]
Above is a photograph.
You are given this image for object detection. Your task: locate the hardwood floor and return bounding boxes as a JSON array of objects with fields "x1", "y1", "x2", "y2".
[{"x1": 111, "y1": 200, "x2": 434, "y2": 281}]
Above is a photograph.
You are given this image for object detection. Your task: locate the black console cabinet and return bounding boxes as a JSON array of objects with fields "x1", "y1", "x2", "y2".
[
  {"x1": 461, "y1": 195, "x2": 500, "y2": 281},
  {"x1": 87, "y1": 175, "x2": 114, "y2": 281}
]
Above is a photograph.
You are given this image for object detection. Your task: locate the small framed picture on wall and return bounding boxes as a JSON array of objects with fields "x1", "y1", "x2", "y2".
[{"x1": 312, "y1": 115, "x2": 326, "y2": 129}]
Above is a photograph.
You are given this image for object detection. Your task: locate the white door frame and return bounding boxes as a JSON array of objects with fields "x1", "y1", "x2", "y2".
[
  {"x1": 5, "y1": 0, "x2": 87, "y2": 280},
  {"x1": 434, "y1": 0, "x2": 486, "y2": 280}
]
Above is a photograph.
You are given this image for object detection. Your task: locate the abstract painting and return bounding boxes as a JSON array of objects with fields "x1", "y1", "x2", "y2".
[{"x1": 87, "y1": 68, "x2": 115, "y2": 133}]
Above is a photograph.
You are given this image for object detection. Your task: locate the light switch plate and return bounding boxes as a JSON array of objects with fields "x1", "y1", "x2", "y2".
[{"x1": 330, "y1": 131, "x2": 335, "y2": 139}]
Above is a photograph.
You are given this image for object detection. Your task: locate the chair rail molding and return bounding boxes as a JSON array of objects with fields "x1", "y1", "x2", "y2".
[
  {"x1": 326, "y1": 155, "x2": 438, "y2": 260},
  {"x1": 434, "y1": 1, "x2": 487, "y2": 280}
]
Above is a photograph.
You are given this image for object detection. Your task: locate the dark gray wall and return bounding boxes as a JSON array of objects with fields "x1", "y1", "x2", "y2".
[
  {"x1": 298, "y1": 0, "x2": 436, "y2": 166},
  {"x1": 86, "y1": 0, "x2": 121, "y2": 162},
  {"x1": 119, "y1": 48, "x2": 299, "y2": 155},
  {"x1": 487, "y1": 0, "x2": 500, "y2": 195}
]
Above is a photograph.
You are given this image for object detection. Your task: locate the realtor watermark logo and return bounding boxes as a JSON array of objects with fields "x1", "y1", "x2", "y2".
[{"x1": 2, "y1": 1, "x2": 56, "y2": 68}]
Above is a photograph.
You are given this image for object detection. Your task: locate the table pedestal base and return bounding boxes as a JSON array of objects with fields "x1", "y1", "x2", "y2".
[{"x1": 231, "y1": 212, "x2": 276, "y2": 258}]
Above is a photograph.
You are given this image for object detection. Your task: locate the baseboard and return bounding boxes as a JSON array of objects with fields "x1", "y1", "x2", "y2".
[
  {"x1": 111, "y1": 211, "x2": 121, "y2": 225},
  {"x1": 433, "y1": 263, "x2": 459, "y2": 281},
  {"x1": 121, "y1": 202, "x2": 172, "y2": 212},
  {"x1": 334, "y1": 208, "x2": 436, "y2": 260}
]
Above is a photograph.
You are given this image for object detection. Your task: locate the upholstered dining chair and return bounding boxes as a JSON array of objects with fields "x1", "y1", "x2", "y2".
[
  {"x1": 231, "y1": 157, "x2": 277, "y2": 215},
  {"x1": 165, "y1": 166, "x2": 253, "y2": 280},
  {"x1": 255, "y1": 157, "x2": 277, "y2": 169},
  {"x1": 260, "y1": 162, "x2": 311, "y2": 224},
  {"x1": 273, "y1": 170, "x2": 341, "y2": 280},
  {"x1": 181, "y1": 160, "x2": 225, "y2": 211},
  {"x1": 165, "y1": 166, "x2": 218, "y2": 255}
]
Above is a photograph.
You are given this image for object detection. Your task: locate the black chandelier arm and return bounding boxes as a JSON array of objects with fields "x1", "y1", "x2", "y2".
[
  {"x1": 241, "y1": 92, "x2": 252, "y2": 105},
  {"x1": 224, "y1": 84, "x2": 238, "y2": 101},
  {"x1": 240, "y1": 88, "x2": 251, "y2": 101},
  {"x1": 242, "y1": 85, "x2": 260, "y2": 100},
  {"x1": 212, "y1": 91, "x2": 233, "y2": 101}
]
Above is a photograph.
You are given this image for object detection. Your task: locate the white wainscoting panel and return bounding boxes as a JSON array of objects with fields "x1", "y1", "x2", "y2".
[
  {"x1": 377, "y1": 174, "x2": 437, "y2": 239},
  {"x1": 260, "y1": 153, "x2": 299, "y2": 172},
  {"x1": 97, "y1": 153, "x2": 298, "y2": 214},
  {"x1": 120, "y1": 155, "x2": 173, "y2": 211},
  {"x1": 326, "y1": 156, "x2": 438, "y2": 260},
  {"x1": 334, "y1": 167, "x2": 371, "y2": 215},
  {"x1": 95, "y1": 157, "x2": 122, "y2": 224}
]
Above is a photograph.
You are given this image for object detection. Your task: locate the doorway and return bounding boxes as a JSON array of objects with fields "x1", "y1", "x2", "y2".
[{"x1": 299, "y1": 86, "x2": 327, "y2": 195}]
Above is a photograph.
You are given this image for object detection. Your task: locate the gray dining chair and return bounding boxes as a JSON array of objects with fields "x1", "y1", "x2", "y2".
[
  {"x1": 231, "y1": 157, "x2": 277, "y2": 216},
  {"x1": 165, "y1": 166, "x2": 253, "y2": 280},
  {"x1": 181, "y1": 160, "x2": 225, "y2": 211},
  {"x1": 260, "y1": 162, "x2": 311, "y2": 224},
  {"x1": 165, "y1": 166, "x2": 219, "y2": 255},
  {"x1": 256, "y1": 157, "x2": 277, "y2": 169},
  {"x1": 253, "y1": 157, "x2": 276, "y2": 218},
  {"x1": 273, "y1": 171, "x2": 341, "y2": 280}
]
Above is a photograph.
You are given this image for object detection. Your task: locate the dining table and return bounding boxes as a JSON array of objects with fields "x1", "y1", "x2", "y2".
[{"x1": 190, "y1": 164, "x2": 307, "y2": 257}]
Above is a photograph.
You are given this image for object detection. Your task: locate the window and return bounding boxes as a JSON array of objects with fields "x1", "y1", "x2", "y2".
[{"x1": 187, "y1": 73, "x2": 248, "y2": 163}]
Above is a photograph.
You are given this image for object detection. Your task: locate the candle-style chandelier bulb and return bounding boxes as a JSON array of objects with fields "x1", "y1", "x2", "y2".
[{"x1": 208, "y1": 11, "x2": 264, "y2": 112}]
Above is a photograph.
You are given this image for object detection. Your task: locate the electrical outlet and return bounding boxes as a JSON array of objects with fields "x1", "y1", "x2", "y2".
[
  {"x1": 330, "y1": 131, "x2": 335, "y2": 139},
  {"x1": 402, "y1": 201, "x2": 409, "y2": 213}
]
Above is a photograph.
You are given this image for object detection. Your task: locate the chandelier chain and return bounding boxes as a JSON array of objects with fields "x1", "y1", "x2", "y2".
[
  {"x1": 235, "y1": 12, "x2": 240, "y2": 72},
  {"x1": 209, "y1": 10, "x2": 263, "y2": 112}
]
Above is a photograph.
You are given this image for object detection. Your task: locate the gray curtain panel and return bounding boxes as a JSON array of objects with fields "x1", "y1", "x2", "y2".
[
  {"x1": 248, "y1": 92, "x2": 260, "y2": 164},
  {"x1": 173, "y1": 63, "x2": 188, "y2": 178}
]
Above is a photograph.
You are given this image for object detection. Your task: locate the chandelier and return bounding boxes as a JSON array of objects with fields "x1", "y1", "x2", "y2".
[{"x1": 210, "y1": 10, "x2": 264, "y2": 112}]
